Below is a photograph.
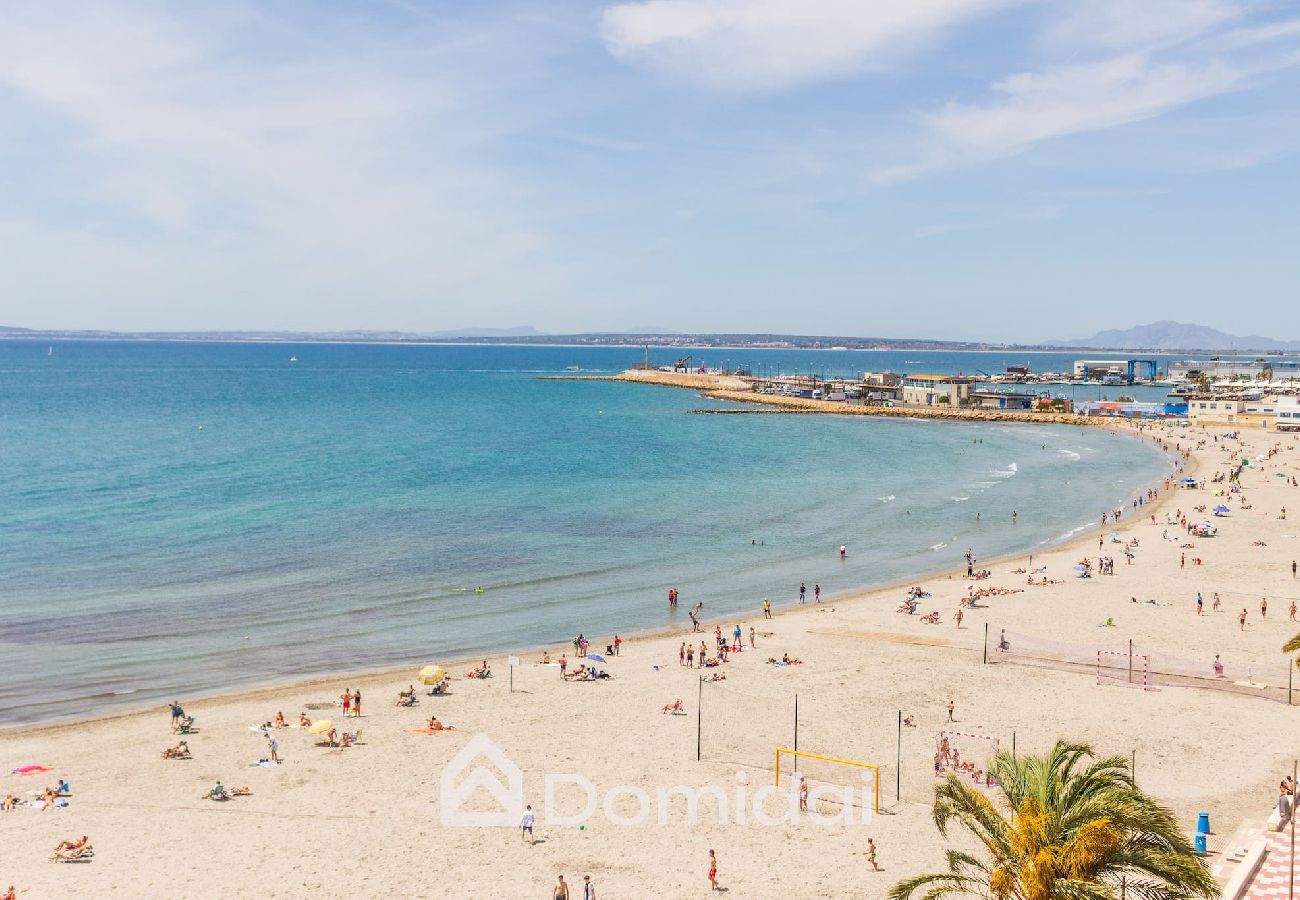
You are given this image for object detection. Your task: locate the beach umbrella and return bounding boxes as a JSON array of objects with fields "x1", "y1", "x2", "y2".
[
  {"x1": 1073, "y1": 564, "x2": 1088, "y2": 572},
  {"x1": 307, "y1": 719, "x2": 333, "y2": 735},
  {"x1": 1213, "y1": 506, "x2": 1230, "y2": 514},
  {"x1": 418, "y1": 665, "x2": 446, "y2": 685}
]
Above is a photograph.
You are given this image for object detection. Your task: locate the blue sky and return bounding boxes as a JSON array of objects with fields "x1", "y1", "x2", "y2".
[{"x1": 0, "y1": 0, "x2": 1298, "y2": 342}]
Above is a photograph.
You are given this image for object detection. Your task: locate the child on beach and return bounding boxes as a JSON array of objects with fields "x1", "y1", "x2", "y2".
[
  {"x1": 866, "y1": 838, "x2": 879, "y2": 871},
  {"x1": 708, "y1": 849, "x2": 719, "y2": 890}
]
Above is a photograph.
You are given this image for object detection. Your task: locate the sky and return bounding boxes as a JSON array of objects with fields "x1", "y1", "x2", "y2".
[{"x1": 0, "y1": 0, "x2": 1298, "y2": 343}]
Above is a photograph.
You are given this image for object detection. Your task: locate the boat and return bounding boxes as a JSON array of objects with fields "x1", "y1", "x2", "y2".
[
  {"x1": 47, "y1": 346, "x2": 53, "y2": 357},
  {"x1": 289, "y1": 356, "x2": 298, "y2": 363},
  {"x1": 565, "y1": 366, "x2": 581, "y2": 372}
]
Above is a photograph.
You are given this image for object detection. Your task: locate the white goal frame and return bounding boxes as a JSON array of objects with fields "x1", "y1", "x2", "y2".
[{"x1": 1096, "y1": 649, "x2": 1150, "y2": 690}]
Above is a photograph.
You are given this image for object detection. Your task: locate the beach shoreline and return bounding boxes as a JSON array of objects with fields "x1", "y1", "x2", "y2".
[{"x1": 2, "y1": 419, "x2": 1186, "y2": 739}]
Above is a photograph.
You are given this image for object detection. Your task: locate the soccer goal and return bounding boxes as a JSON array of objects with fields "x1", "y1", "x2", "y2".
[
  {"x1": 1097, "y1": 649, "x2": 1151, "y2": 689},
  {"x1": 935, "y1": 730, "x2": 999, "y2": 787},
  {"x1": 774, "y1": 748, "x2": 880, "y2": 813}
]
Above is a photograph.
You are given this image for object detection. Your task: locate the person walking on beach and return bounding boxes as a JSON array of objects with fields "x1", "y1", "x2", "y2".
[
  {"x1": 708, "y1": 849, "x2": 719, "y2": 891},
  {"x1": 521, "y1": 804, "x2": 535, "y2": 844},
  {"x1": 1214, "y1": 593, "x2": 1222, "y2": 612},
  {"x1": 799, "y1": 776, "x2": 809, "y2": 812},
  {"x1": 1213, "y1": 655, "x2": 1225, "y2": 678},
  {"x1": 679, "y1": 643, "x2": 686, "y2": 666},
  {"x1": 1239, "y1": 609, "x2": 1249, "y2": 631},
  {"x1": 866, "y1": 837, "x2": 880, "y2": 871},
  {"x1": 954, "y1": 608, "x2": 964, "y2": 629},
  {"x1": 1262, "y1": 598, "x2": 1269, "y2": 618},
  {"x1": 814, "y1": 584, "x2": 821, "y2": 603},
  {"x1": 1290, "y1": 602, "x2": 1297, "y2": 622},
  {"x1": 1293, "y1": 560, "x2": 1297, "y2": 579},
  {"x1": 581, "y1": 875, "x2": 595, "y2": 900},
  {"x1": 799, "y1": 583, "x2": 806, "y2": 604},
  {"x1": 749, "y1": 625, "x2": 756, "y2": 649},
  {"x1": 947, "y1": 699, "x2": 955, "y2": 722},
  {"x1": 559, "y1": 654, "x2": 567, "y2": 678},
  {"x1": 1196, "y1": 593, "x2": 1203, "y2": 616},
  {"x1": 553, "y1": 875, "x2": 570, "y2": 900},
  {"x1": 763, "y1": 598, "x2": 772, "y2": 619}
]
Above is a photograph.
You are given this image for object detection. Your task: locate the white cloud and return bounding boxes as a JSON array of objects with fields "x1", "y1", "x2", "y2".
[
  {"x1": 875, "y1": 6, "x2": 1300, "y2": 183},
  {"x1": 1038, "y1": 0, "x2": 1241, "y2": 52},
  {"x1": 599, "y1": 0, "x2": 1019, "y2": 90}
]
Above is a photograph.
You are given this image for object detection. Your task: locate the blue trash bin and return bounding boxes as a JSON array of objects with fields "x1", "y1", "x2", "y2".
[
  {"x1": 1197, "y1": 812, "x2": 1211, "y2": 834},
  {"x1": 1194, "y1": 832, "x2": 1207, "y2": 855}
]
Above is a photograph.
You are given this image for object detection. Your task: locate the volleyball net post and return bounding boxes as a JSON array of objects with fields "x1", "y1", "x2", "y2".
[{"x1": 774, "y1": 747, "x2": 880, "y2": 813}]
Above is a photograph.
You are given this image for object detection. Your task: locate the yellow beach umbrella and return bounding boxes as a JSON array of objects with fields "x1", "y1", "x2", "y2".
[
  {"x1": 418, "y1": 665, "x2": 446, "y2": 685},
  {"x1": 307, "y1": 719, "x2": 333, "y2": 735}
]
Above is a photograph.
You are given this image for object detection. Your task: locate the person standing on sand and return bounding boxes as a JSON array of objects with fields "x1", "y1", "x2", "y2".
[
  {"x1": 679, "y1": 643, "x2": 686, "y2": 666},
  {"x1": 341, "y1": 689, "x2": 351, "y2": 717},
  {"x1": 559, "y1": 654, "x2": 567, "y2": 678},
  {"x1": 954, "y1": 608, "x2": 964, "y2": 629},
  {"x1": 708, "y1": 849, "x2": 719, "y2": 891},
  {"x1": 521, "y1": 804, "x2": 535, "y2": 844},
  {"x1": 866, "y1": 837, "x2": 879, "y2": 871},
  {"x1": 947, "y1": 699, "x2": 955, "y2": 722},
  {"x1": 763, "y1": 598, "x2": 772, "y2": 619},
  {"x1": 1261, "y1": 598, "x2": 1268, "y2": 618},
  {"x1": 686, "y1": 645, "x2": 694, "y2": 668},
  {"x1": 799, "y1": 583, "x2": 806, "y2": 604},
  {"x1": 814, "y1": 584, "x2": 821, "y2": 603},
  {"x1": 799, "y1": 776, "x2": 809, "y2": 812},
  {"x1": 1196, "y1": 593, "x2": 1203, "y2": 616},
  {"x1": 1239, "y1": 609, "x2": 1249, "y2": 631},
  {"x1": 1214, "y1": 593, "x2": 1222, "y2": 612},
  {"x1": 581, "y1": 875, "x2": 595, "y2": 900},
  {"x1": 352, "y1": 690, "x2": 361, "y2": 717},
  {"x1": 553, "y1": 875, "x2": 570, "y2": 900},
  {"x1": 1290, "y1": 601, "x2": 1297, "y2": 622},
  {"x1": 1293, "y1": 560, "x2": 1297, "y2": 578},
  {"x1": 749, "y1": 626, "x2": 756, "y2": 649},
  {"x1": 266, "y1": 733, "x2": 279, "y2": 764}
]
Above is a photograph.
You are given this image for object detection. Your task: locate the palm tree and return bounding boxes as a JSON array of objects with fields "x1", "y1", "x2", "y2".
[
  {"x1": 1284, "y1": 634, "x2": 1300, "y2": 666},
  {"x1": 890, "y1": 740, "x2": 1217, "y2": 900}
]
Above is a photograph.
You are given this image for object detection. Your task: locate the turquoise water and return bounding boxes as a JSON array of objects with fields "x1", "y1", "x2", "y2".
[{"x1": 0, "y1": 341, "x2": 1173, "y2": 725}]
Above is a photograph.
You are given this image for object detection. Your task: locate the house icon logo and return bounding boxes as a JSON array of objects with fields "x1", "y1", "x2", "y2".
[{"x1": 439, "y1": 733, "x2": 524, "y2": 826}]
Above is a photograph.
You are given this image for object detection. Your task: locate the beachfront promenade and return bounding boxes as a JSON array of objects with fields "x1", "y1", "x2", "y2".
[{"x1": 3, "y1": 418, "x2": 1298, "y2": 898}]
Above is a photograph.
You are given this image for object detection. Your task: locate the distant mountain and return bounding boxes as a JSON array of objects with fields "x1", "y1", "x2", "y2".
[
  {"x1": 425, "y1": 326, "x2": 545, "y2": 338},
  {"x1": 1058, "y1": 321, "x2": 1300, "y2": 352}
]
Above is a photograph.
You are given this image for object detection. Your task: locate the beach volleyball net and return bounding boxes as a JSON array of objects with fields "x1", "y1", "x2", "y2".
[{"x1": 988, "y1": 627, "x2": 1293, "y2": 703}]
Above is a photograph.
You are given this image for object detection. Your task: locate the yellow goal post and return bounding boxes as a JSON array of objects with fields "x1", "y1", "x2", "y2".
[{"x1": 774, "y1": 747, "x2": 880, "y2": 813}]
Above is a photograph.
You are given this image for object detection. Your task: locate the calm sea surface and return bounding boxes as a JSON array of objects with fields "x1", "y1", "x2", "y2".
[{"x1": 0, "y1": 341, "x2": 1175, "y2": 725}]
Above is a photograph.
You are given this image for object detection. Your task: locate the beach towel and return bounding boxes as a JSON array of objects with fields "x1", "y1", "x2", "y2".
[
  {"x1": 408, "y1": 726, "x2": 454, "y2": 735},
  {"x1": 12, "y1": 765, "x2": 51, "y2": 776}
]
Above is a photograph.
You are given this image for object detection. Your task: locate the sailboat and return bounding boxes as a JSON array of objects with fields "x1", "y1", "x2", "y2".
[{"x1": 47, "y1": 346, "x2": 53, "y2": 357}]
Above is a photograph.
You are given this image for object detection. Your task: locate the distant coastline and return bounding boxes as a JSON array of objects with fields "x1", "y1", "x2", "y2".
[{"x1": 6, "y1": 327, "x2": 1300, "y2": 356}]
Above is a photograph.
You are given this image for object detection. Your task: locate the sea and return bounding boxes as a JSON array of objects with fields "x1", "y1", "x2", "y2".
[{"x1": 0, "y1": 341, "x2": 1178, "y2": 725}]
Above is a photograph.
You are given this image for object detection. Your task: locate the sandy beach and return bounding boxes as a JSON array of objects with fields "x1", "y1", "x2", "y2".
[{"x1": 3, "y1": 420, "x2": 1298, "y2": 898}]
